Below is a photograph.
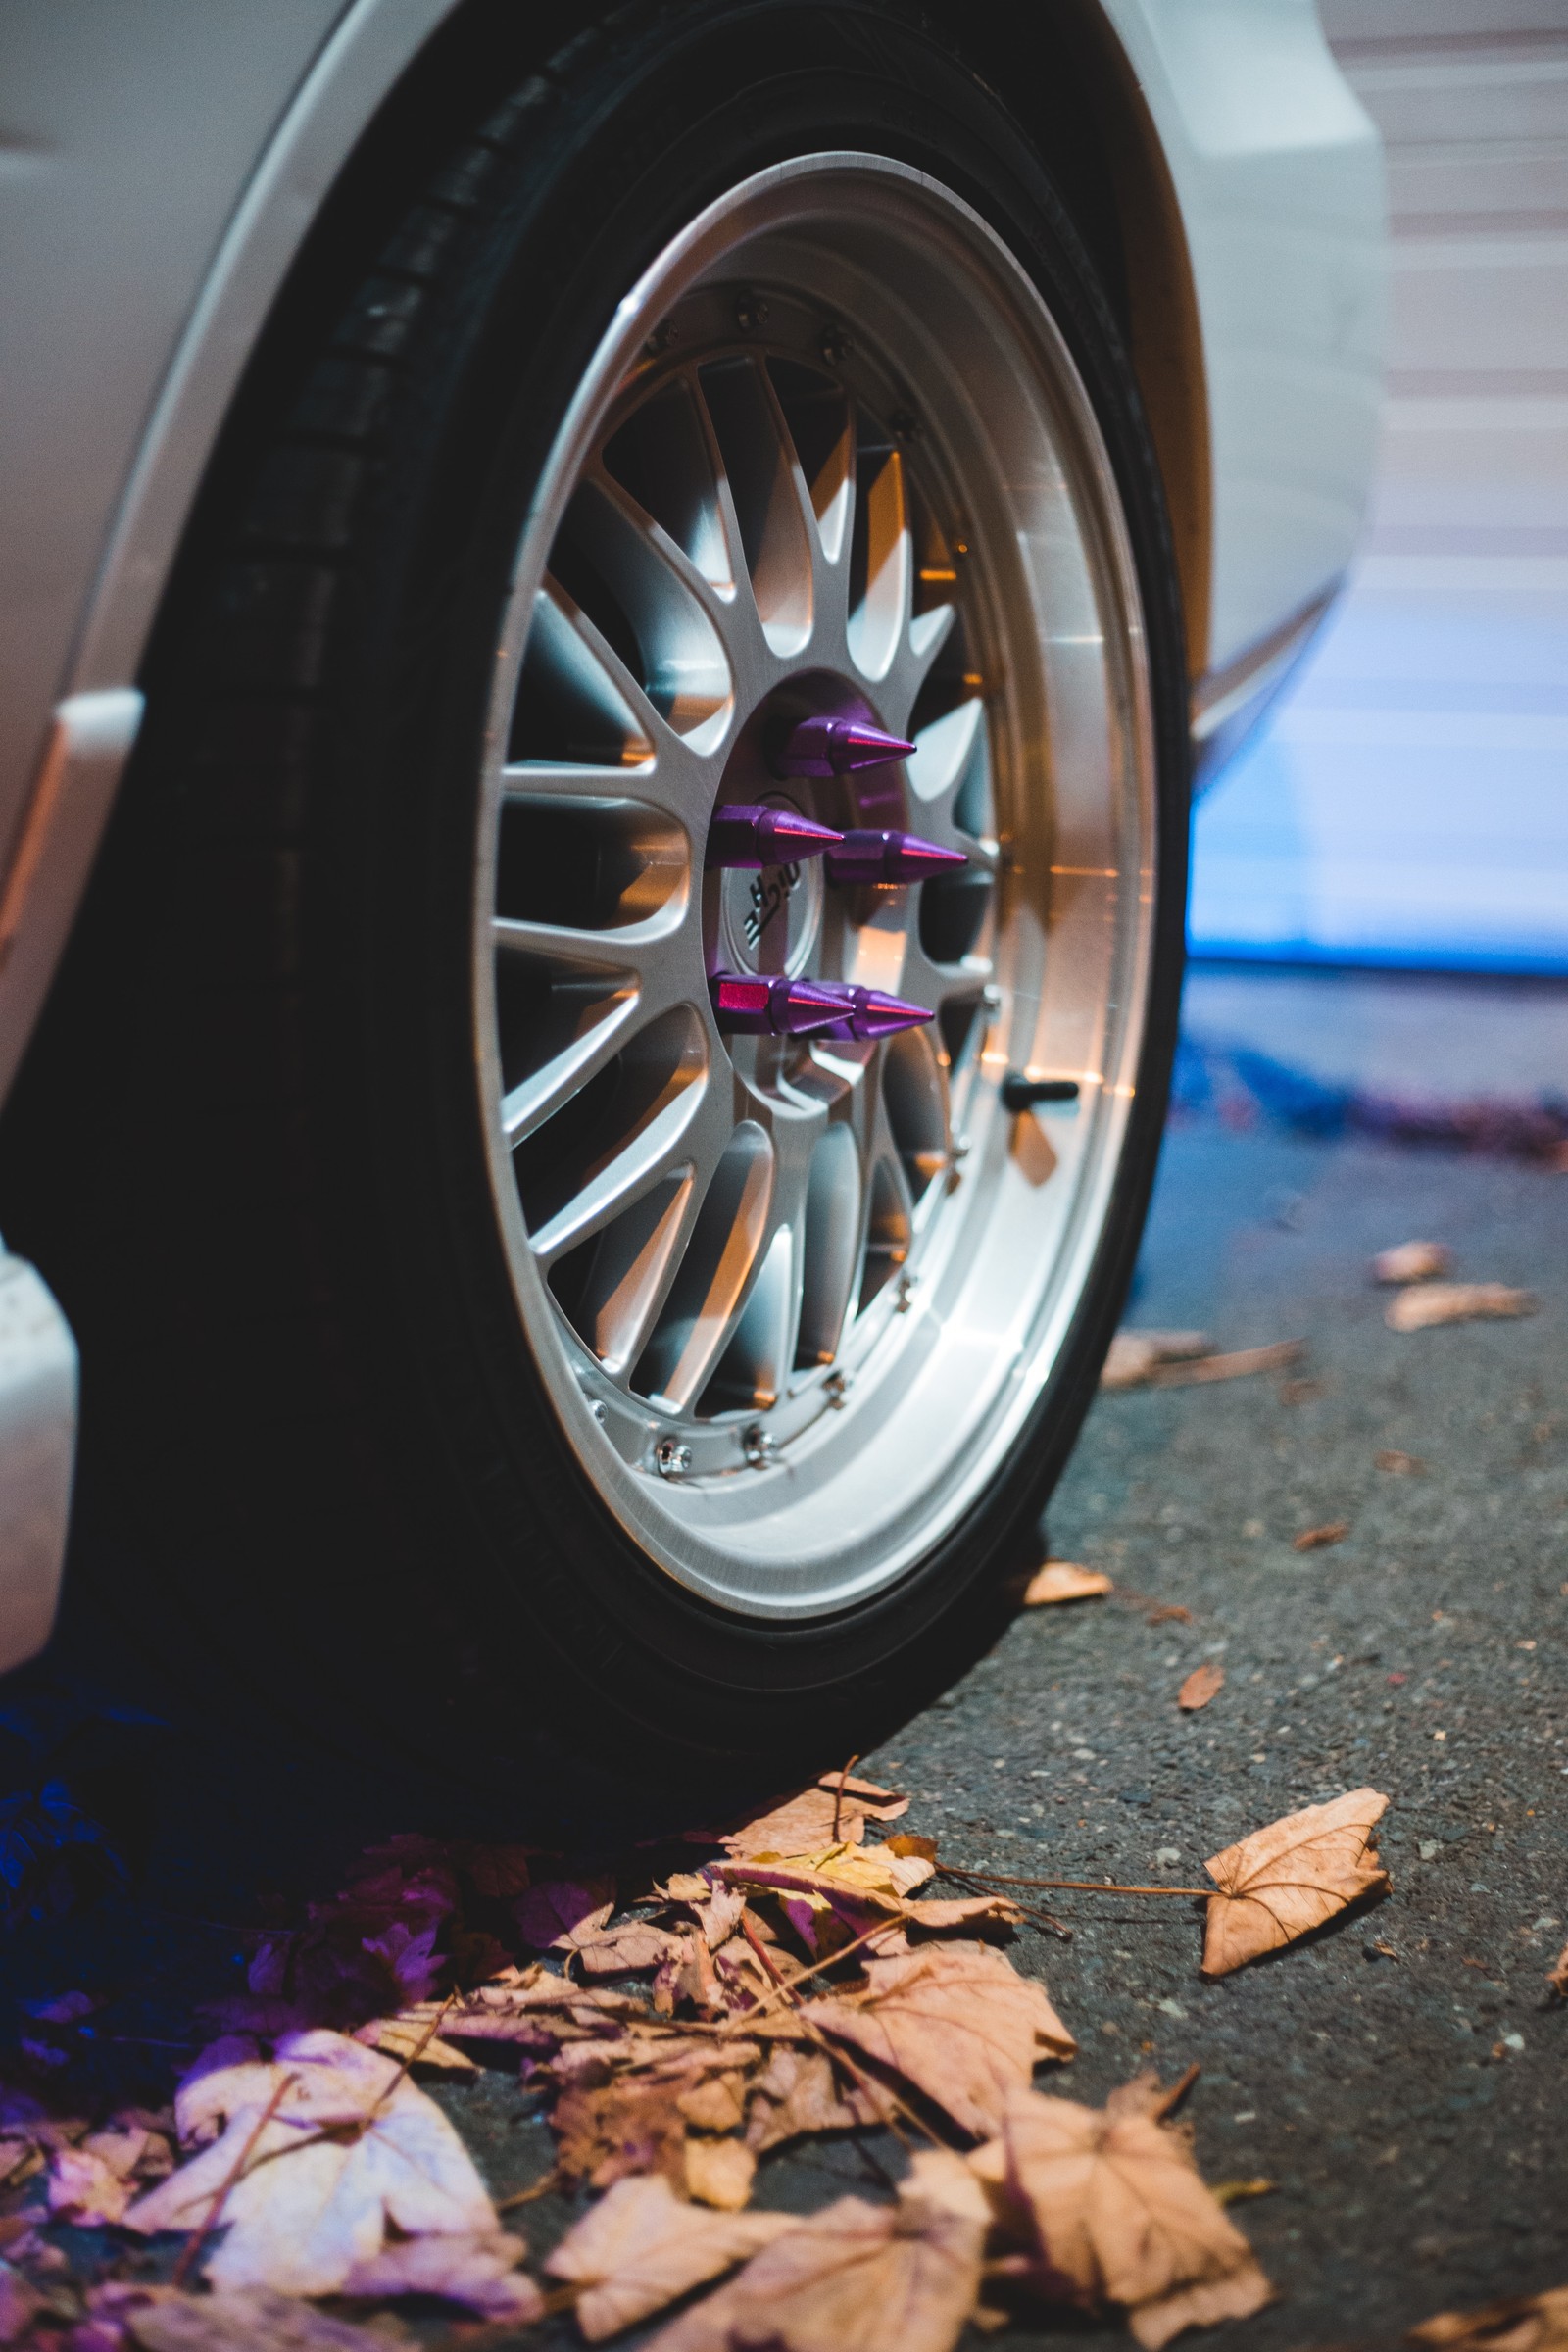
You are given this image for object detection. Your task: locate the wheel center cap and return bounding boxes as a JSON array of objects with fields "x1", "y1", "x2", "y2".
[{"x1": 716, "y1": 798, "x2": 825, "y2": 978}]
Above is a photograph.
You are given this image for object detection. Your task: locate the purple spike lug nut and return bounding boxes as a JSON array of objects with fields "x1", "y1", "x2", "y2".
[
  {"x1": 773, "y1": 715, "x2": 915, "y2": 779},
  {"x1": 818, "y1": 984, "x2": 934, "y2": 1043},
  {"x1": 824, "y1": 829, "x2": 967, "y2": 887},
  {"x1": 710, "y1": 971, "x2": 849, "y2": 1037},
  {"x1": 707, "y1": 803, "x2": 843, "y2": 869}
]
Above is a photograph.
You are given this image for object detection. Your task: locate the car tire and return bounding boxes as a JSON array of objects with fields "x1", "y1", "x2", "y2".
[{"x1": 6, "y1": 0, "x2": 1189, "y2": 1782}]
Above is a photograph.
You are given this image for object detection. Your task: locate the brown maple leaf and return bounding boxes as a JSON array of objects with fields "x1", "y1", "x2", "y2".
[
  {"x1": 1387, "y1": 1282, "x2": 1535, "y2": 1333},
  {"x1": 1548, "y1": 1944, "x2": 1568, "y2": 1999},
  {"x1": 1407, "y1": 2286, "x2": 1568, "y2": 2349},
  {"x1": 972, "y1": 2081, "x2": 1272, "y2": 2349},
  {"x1": 1022, "y1": 1562, "x2": 1113, "y2": 1606},
  {"x1": 1149, "y1": 1340, "x2": 1302, "y2": 1388},
  {"x1": 1201, "y1": 1789, "x2": 1391, "y2": 1977},
  {"x1": 805, "y1": 1941, "x2": 1075, "y2": 2139},
  {"x1": 815, "y1": 1771, "x2": 907, "y2": 1808},
  {"x1": 1373, "y1": 1240, "x2": 1452, "y2": 1285},
  {"x1": 545, "y1": 2172, "x2": 796, "y2": 2341},
  {"x1": 744, "y1": 2045, "x2": 898, "y2": 2152},
  {"x1": 576, "y1": 1920, "x2": 687, "y2": 1978},
  {"x1": 644, "y1": 2148, "x2": 988, "y2": 2352},
  {"x1": 1101, "y1": 1332, "x2": 1210, "y2": 1390},
  {"x1": 721, "y1": 1784, "x2": 904, "y2": 1861},
  {"x1": 551, "y1": 2041, "x2": 764, "y2": 2189},
  {"x1": 1177, "y1": 1664, "x2": 1223, "y2": 1713}
]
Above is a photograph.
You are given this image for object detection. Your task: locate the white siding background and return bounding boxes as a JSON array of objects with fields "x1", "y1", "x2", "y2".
[{"x1": 1189, "y1": 0, "x2": 1568, "y2": 969}]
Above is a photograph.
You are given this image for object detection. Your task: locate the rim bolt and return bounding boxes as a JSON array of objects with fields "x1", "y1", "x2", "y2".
[
  {"x1": 824, "y1": 829, "x2": 967, "y2": 886},
  {"x1": 823, "y1": 1371, "x2": 850, "y2": 1407},
  {"x1": 654, "y1": 1437, "x2": 692, "y2": 1478},
  {"x1": 735, "y1": 290, "x2": 769, "y2": 333},
  {"x1": 772, "y1": 716, "x2": 914, "y2": 779},
  {"x1": 741, "y1": 1424, "x2": 776, "y2": 1469},
  {"x1": 710, "y1": 971, "x2": 847, "y2": 1037},
  {"x1": 707, "y1": 803, "x2": 842, "y2": 869}
]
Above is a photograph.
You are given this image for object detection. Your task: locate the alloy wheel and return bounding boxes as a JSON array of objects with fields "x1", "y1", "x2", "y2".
[{"x1": 475, "y1": 156, "x2": 1156, "y2": 1618}]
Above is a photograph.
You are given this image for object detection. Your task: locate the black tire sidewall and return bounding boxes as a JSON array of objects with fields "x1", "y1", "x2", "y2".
[{"x1": 45, "y1": 0, "x2": 1192, "y2": 1774}]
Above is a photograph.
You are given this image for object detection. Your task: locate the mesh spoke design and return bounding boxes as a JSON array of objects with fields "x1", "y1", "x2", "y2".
[
  {"x1": 490, "y1": 335, "x2": 990, "y2": 1434},
  {"x1": 470, "y1": 160, "x2": 1156, "y2": 1609}
]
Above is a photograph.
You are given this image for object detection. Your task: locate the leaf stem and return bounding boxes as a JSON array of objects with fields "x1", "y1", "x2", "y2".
[{"x1": 945, "y1": 1867, "x2": 1212, "y2": 1898}]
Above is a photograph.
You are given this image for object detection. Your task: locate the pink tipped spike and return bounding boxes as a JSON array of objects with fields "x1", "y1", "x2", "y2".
[
  {"x1": 824, "y1": 829, "x2": 968, "y2": 887},
  {"x1": 818, "y1": 985, "x2": 935, "y2": 1043},
  {"x1": 773, "y1": 715, "x2": 916, "y2": 779},
  {"x1": 710, "y1": 971, "x2": 848, "y2": 1037},
  {"x1": 707, "y1": 804, "x2": 843, "y2": 869}
]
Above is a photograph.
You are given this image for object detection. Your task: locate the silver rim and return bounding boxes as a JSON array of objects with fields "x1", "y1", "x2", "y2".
[{"x1": 475, "y1": 156, "x2": 1156, "y2": 1621}]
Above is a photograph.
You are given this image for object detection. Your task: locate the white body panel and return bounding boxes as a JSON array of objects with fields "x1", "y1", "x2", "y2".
[
  {"x1": 0, "y1": 0, "x2": 1386, "y2": 1670},
  {"x1": 1106, "y1": 0, "x2": 1386, "y2": 673}
]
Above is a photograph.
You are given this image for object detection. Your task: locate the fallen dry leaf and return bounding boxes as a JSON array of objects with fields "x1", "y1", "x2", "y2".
[
  {"x1": 47, "y1": 2123, "x2": 171, "y2": 2226},
  {"x1": 1547, "y1": 1945, "x2": 1568, "y2": 1999},
  {"x1": 1022, "y1": 1562, "x2": 1113, "y2": 1606},
  {"x1": 514, "y1": 1877, "x2": 615, "y2": 1951},
  {"x1": 720, "y1": 1785, "x2": 903, "y2": 1862},
  {"x1": 361, "y1": 2005, "x2": 476, "y2": 2073},
  {"x1": 552, "y1": 2043, "x2": 760, "y2": 2189},
  {"x1": 815, "y1": 1772, "x2": 906, "y2": 1807},
  {"x1": 1101, "y1": 1333, "x2": 1210, "y2": 1390},
  {"x1": 576, "y1": 1920, "x2": 688, "y2": 1978},
  {"x1": 123, "y1": 2287, "x2": 396, "y2": 2350},
  {"x1": 340, "y1": 2230, "x2": 542, "y2": 2317},
  {"x1": 0, "y1": 2260, "x2": 40, "y2": 2343},
  {"x1": 972, "y1": 2081, "x2": 1272, "y2": 2349},
  {"x1": 1373, "y1": 1240, "x2": 1453, "y2": 1285},
  {"x1": 1177, "y1": 1664, "x2": 1224, "y2": 1713},
  {"x1": 1406, "y1": 2287, "x2": 1568, "y2": 2349},
  {"x1": 1377, "y1": 1450, "x2": 1425, "y2": 1475},
  {"x1": 1201, "y1": 1789, "x2": 1391, "y2": 1977},
  {"x1": 546, "y1": 2172, "x2": 795, "y2": 2341},
  {"x1": 743, "y1": 2045, "x2": 898, "y2": 2152},
  {"x1": 123, "y1": 2030, "x2": 497, "y2": 2295},
  {"x1": 1150, "y1": 1340, "x2": 1303, "y2": 1389},
  {"x1": 1294, "y1": 1520, "x2": 1349, "y2": 1552},
  {"x1": 682, "y1": 2136, "x2": 757, "y2": 2211},
  {"x1": 805, "y1": 1941, "x2": 1075, "y2": 2139},
  {"x1": 645, "y1": 2148, "x2": 988, "y2": 2352},
  {"x1": 719, "y1": 1844, "x2": 1020, "y2": 1952},
  {"x1": 1386, "y1": 1282, "x2": 1536, "y2": 1334}
]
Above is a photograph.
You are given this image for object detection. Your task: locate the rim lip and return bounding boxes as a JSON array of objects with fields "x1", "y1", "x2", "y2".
[{"x1": 473, "y1": 152, "x2": 1157, "y2": 1621}]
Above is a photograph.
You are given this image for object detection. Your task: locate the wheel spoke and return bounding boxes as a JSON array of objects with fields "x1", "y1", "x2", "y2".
[
  {"x1": 528, "y1": 1044, "x2": 713, "y2": 1265},
  {"x1": 847, "y1": 434, "x2": 912, "y2": 683},
  {"x1": 698, "y1": 1102, "x2": 821, "y2": 1411},
  {"x1": 634, "y1": 1119, "x2": 776, "y2": 1412}
]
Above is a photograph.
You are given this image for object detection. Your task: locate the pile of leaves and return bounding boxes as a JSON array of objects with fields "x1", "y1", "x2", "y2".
[{"x1": 0, "y1": 1767, "x2": 1432, "y2": 2352}]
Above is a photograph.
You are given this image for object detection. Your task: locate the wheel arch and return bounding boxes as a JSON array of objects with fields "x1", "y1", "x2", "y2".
[{"x1": 933, "y1": 0, "x2": 1211, "y2": 681}]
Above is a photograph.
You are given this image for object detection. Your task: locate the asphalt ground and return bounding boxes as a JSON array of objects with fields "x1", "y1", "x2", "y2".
[{"x1": 2, "y1": 970, "x2": 1565, "y2": 2348}]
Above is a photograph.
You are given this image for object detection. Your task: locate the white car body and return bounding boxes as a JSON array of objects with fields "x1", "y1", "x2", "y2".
[{"x1": 0, "y1": 0, "x2": 1385, "y2": 1669}]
